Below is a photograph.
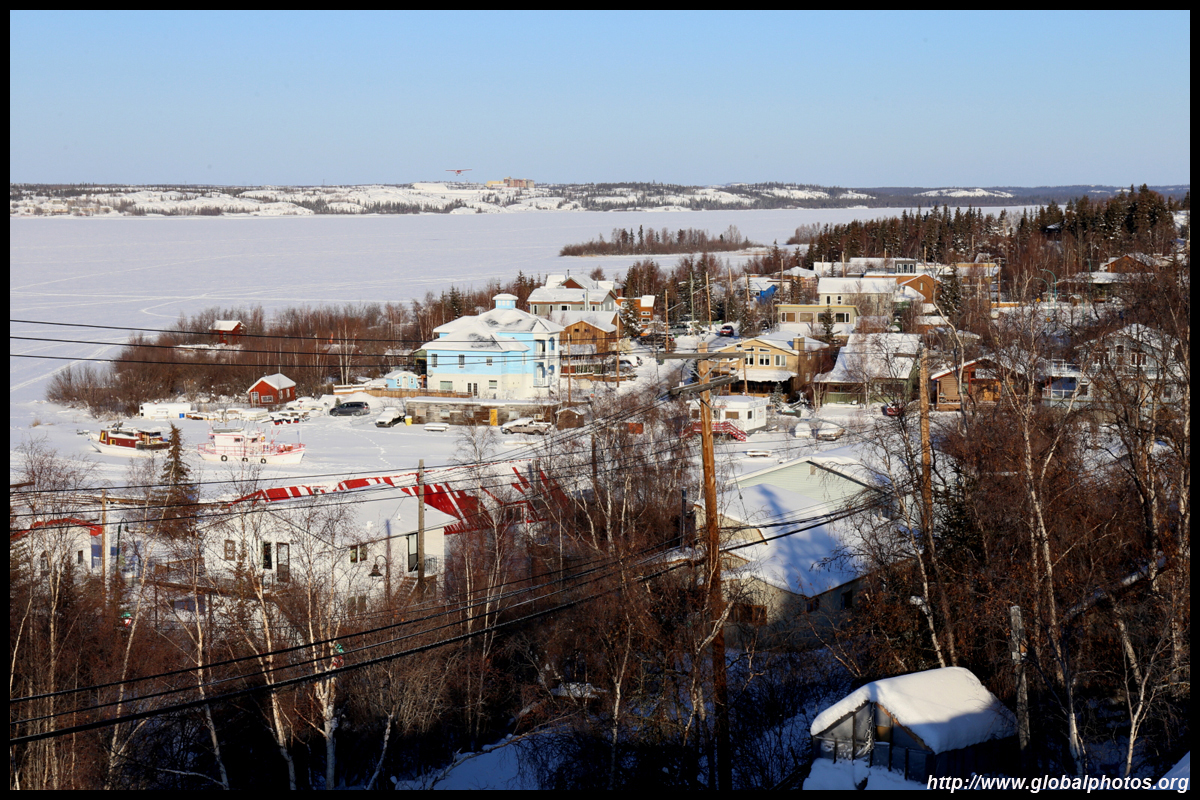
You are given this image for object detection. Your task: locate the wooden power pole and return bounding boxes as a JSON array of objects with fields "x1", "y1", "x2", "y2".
[
  {"x1": 697, "y1": 343, "x2": 731, "y2": 790},
  {"x1": 417, "y1": 459, "x2": 426, "y2": 599},
  {"x1": 659, "y1": 346, "x2": 740, "y2": 789}
]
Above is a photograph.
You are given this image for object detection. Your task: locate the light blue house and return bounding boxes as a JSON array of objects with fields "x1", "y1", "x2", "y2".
[
  {"x1": 383, "y1": 370, "x2": 422, "y2": 390},
  {"x1": 422, "y1": 294, "x2": 564, "y2": 399}
]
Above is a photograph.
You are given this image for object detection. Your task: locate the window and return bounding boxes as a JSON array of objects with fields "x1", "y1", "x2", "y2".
[
  {"x1": 262, "y1": 543, "x2": 272, "y2": 570},
  {"x1": 458, "y1": 354, "x2": 465, "y2": 368},
  {"x1": 349, "y1": 544, "x2": 367, "y2": 564},
  {"x1": 744, "y1": 353, "x2": 753, "y2": 363},
  {"x1": 758, "y1": 355, "x2": 770, "y2": 366},
  {"x1": 806, "y1": 597, "x2": 820, "y2": 613},
  {"x1": 725, "y1": 411, "x2": 740, "y2": 420},
  {"x1": 561, "y1": 305, "x2": 569, "y2": 311},
  {"x1": 733, "y1": 604, "x2": 767, "y2": 626},
  {"x1": 261, "y1": 394, "x2": 274, "y2": 404},
  {"x1": 77, "y1": 550, "x2": 84, "y2": 564},
  {"x1": 350, "y1": 595, "x2": 367, "y2": 616},
  {"x1": 439, "y1": 381, "x2": 453, "y2": 391},
  {"x1": 774, "y1": 355, "x2": 785, "y2": 367},
  {"x1": 486, "y1": 357, "x2": 493, "y2": 366},
  {"x1": 276, "y1": 543, "x2": 290, "y2": 583},
  {"x1": 549, "y1": 338, "x2": 555, "y2": 351},
  {"x1": 224, "y1": 540, "x2": 236, "y2": 561},
  {"x1": 488, "y1": 380, "x2": 498, "y2": 390},
  {"x1": 173, "y1": 597, "x2": 206, "y2": 613},
  {"x1": 840, "y1": 590, "x2": 854, "y2": 611},
  {"x1": 430, "y1": 354, "x2": 438, "y2": 368}
]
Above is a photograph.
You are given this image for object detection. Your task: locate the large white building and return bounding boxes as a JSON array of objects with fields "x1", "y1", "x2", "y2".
[{"x1": 422, "y1": 294, "x2": 563, "y2": 399}]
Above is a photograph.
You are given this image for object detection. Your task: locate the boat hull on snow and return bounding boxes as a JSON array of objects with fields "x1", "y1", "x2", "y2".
[
  {"x1": 197, "y1": 425, "x2": 306, "y2": 465},
  {"x1": 89, "y1": 425, "x2": 170, "y2": 457}
]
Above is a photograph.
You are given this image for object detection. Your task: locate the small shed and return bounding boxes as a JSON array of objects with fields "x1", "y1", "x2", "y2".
[
  {"x1": 210, "y1": 320, "x2": 244, "y2": 345},
  {"x1": 383, "y1": 370, "x2": 422, "y2": 390},
  {"x1": 811, "y1": 667, "x2": 1016, "y2": 782},
  {"x1": 248, "y1": 373, "x2": 297, "y2": 406},
  {"x1": 556, "y1": 407, "x2": 588, "y2": 429}
]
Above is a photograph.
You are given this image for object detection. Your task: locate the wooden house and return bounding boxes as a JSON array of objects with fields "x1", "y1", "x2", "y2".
[
  {"x1": 810, "y1": 667, "x2": 1016, "y2": 783},
  {"x1": 210, "y1": 320, "x2": 244, "y2": 345},
  {"x1": 248, "y1": 373, "x2": 297, "y2": 406},
  {"x1": 928, "y1": 358, "x2": 1009, "y2": 411},
  {"x1": 711, "y1": 331, "x2": 831, "y2": 400},
  {"x1": 695, "y1": 457, "x2": 892, "y2": 646}
]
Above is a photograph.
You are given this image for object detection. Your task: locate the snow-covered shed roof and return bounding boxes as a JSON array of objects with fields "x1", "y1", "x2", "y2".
[
  {"x1": 810, "y1": 667, "x2": 1016, "y2": 754},
  {"x1": 211, "y1": 319, "x2": 243, "y2": 331}
]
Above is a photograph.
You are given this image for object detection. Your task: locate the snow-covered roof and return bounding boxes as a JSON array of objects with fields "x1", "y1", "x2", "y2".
[
  {"x1": 719, "y1": 483, "x2": 860, "y2": 596},
  {"x1": 810, "y1": 667, "x2": 1016, "y2": 753},
  {"x1": 211, "y1": 319, "x2": 242, "y2": 331},
  {"x1": 434, "y1": 306, "x2": 563, "y2": 337},
  {"x1": 737, "y1": 368, "x2": 794, "y2": 383},
  {"x1": 528, "y1": 286, "x2": 588, "y2": 304},
  {"x1": 424, "y1": 331, "x2": 529, "y2": 353},
  {"x1": 550, "y1": 310, "x2": 618, "y2": 333},
  {"x1": 252, "y1": 373, "x2": 295, "y2": 391},
  {"x1": 818, "y1": 277, "x2": 899, "y2": 296},
  {"x1": 816, "y1": 333, "x2": 920, "y2": 384}
]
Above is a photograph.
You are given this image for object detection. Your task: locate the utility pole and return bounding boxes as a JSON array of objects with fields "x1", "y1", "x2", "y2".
[
  {"x1": 697, "y1": 343, "x2": 731, "y2": 791},
  {"x1": 658, "y1": 348, "x2": 741, "y2": 789},
  {"x1": 417, "y1": 459, "x2": 426, "y2": 600},
  {"x1": 101, "y1": 488, "x2": 109, "y2": 599},
  {"x1": 615, "y1": 307, "x2": 621, "y2": 388},
  {"x1": 919, "y1": 346, "x2": 934, "y2": 530},
  {"x1": 705, "y1": 269, "x2": 712, "y2": 329}
]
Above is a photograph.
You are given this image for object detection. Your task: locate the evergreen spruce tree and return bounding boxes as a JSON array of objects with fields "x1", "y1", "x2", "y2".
[
  {"x1": 155, "y1": 424, "x2": 197, "y2": 539},
  {"x1": 818, "y1": 302, "x2": 836, "y2": 345},
  {"x1": 938, "y1": 265, "x2": 964, "y2": 321}
]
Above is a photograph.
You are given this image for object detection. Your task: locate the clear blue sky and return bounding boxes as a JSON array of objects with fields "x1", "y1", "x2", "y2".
[{"x1": 9, "y1": 11, "x2": 1190, "y2": 187}]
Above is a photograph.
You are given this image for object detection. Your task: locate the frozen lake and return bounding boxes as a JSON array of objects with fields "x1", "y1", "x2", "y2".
[
  {"x1": 11, "y1": 207, "x2": 936, "y2": 405},
  {"x1": 10, "y1": 207, "x2": 1008, "y2": 477}
]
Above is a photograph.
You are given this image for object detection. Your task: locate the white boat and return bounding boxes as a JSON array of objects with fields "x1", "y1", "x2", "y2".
[
  {"x1": 89, "y1": 423, "x2": 171, "y2": 457},
  {"x1": 197, "y1": 425, "x2": 306, "y2": 465}
]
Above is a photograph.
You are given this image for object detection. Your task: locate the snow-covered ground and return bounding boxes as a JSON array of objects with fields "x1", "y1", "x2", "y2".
[{"x1": 10, "y1": 208, "x2": 997, "y2": 486}]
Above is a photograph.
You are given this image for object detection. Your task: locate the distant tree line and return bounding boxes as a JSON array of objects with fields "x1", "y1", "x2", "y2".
[
  {"x1": 787, "y1": 187, "x2": 1186, "y2": 302},
  {"x1": 46, "y1": 273, "x2": 546, "y2": 415},
  {"x1": 560, "y1": 225, "x2": 756, "y2": 256}
]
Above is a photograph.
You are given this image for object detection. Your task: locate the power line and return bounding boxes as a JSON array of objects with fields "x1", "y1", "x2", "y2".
[{"x1": 9, "y1": 500, "x2": 874, "y2": 745}]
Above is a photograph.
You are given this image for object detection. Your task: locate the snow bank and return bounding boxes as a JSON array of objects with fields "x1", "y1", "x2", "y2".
[{"x1": 804, "y1": 758, "x2": 928, "y2": 790}]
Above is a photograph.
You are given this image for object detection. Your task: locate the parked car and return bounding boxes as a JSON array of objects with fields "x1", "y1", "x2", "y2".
[
  {"x1": 375, "y1": 407, "x2": 405, "y2": 427},
  {"x1": 719, "y1": 324, "x2": 736, "y2": 337},
  {"x1": 330, "y1": 401, "x2": 370, "y2": 417},
  {"x1": 502, "y1": 420, "x2": 552, "y2": 435},
  {"x1": 882, "y1": 401, "x2": 905, "y2": 417}
]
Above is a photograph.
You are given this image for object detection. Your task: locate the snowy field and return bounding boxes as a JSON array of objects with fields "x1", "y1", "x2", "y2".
[{"x1": 10, "y1": 207, "x2": 1005, "y2": 479}]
